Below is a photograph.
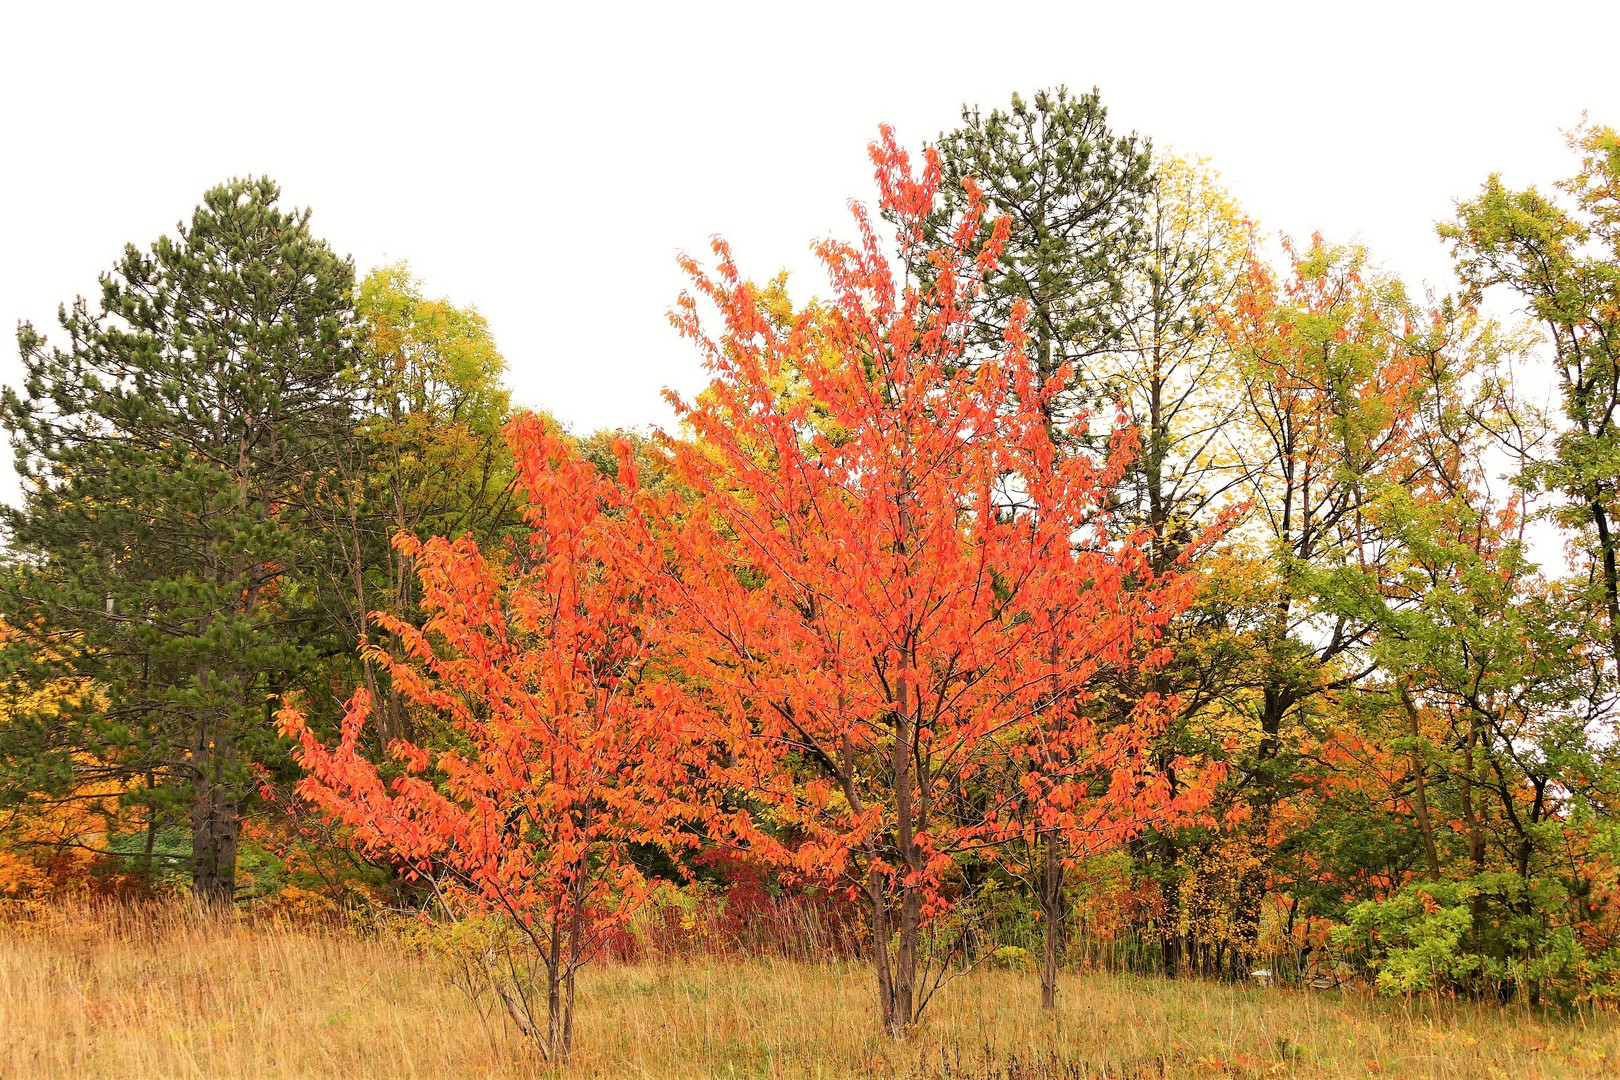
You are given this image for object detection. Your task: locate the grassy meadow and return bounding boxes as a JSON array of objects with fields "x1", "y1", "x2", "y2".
[{"x1": 1, "y1": 903, "x2": 1616, "y2": 1080}]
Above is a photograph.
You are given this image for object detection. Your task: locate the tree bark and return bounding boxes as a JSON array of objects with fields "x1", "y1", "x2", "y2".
[
  {"x1": 1040, "y1": 829, "x2": 1064, "y2": 1008},
  {"x1": 1157, "y1": 833, "x2": 1183, "y2": 978},
  {"x1": 878, "y1": 687, "x2": 920, "y2": 1037},
  {"x1": 1399, "y1": 683, "x2": 1442, "y2": 880},
  {"x1": 141, "y1": 771, "x2": 158, "y2": 883},
  {"x1": 888, "y1": 709, "x2": 919, "y2": 1037},
  {"x1": 1590, "y1": 499, "x2": 1620, "y2": 663},
  {"x1": 189, "y1": 726, "x2": 240, "y2": 907},
  {"x1": 869, "y1": 869, "x2": 900, "y2": 1036}
]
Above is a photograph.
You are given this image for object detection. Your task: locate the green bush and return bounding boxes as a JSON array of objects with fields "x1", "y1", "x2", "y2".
[{"x1": 1334, "y1": 873, "x2": 1615, "y2": 1003}]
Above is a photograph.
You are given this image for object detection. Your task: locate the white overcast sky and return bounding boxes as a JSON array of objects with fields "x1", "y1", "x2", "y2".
[{"x1": 3, "y1": 0, "x2": 1618, "y2": 496}]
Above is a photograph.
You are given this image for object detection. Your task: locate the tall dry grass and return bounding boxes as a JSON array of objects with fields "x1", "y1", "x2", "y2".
[{"x1": 1, "y1": 900, "x2": 1617, "y2": 1079}]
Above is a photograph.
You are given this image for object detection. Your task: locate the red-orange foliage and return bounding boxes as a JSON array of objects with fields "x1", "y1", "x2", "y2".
[
  {"x1": 0, "y1": 796, "x2": 150, "y2": 903},
  {"x1": 277, "y1": 414, "x2": 700, "y2": 1062},
  {"x1": 659, "y1": 126, "x2": 1202, "y2": 1033}
]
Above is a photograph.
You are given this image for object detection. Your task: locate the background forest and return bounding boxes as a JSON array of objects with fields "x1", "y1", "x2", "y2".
[{"x1": 5, "y1": 85, "x2": 1620, "y2": 1071}]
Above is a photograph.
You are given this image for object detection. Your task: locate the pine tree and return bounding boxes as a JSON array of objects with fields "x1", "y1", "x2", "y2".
[
  {"x1": 0, "y1": 177, "x2": 358, "y2": 904},
  {"x1": 918, "y1": 86, "x2": 1154, "y2": 427}
]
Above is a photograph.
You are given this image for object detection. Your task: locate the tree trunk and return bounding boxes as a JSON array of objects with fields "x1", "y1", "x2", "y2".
[
  {"x1": 189, "y1": 734, "x2": 240, "y2": 907},
  {"x1": 893, "y1": 883, "x2": 920, "y2": 1037},
  {"x1": 1399, "y1": 683, "x2": 1441, "y2": 880},
  {"x1": 1228, "y1": 827, "x2": 1267, "y2": 978},
  {"x1": 543, "y1": 968, "x2": 567, "y2": 1062},
  {"x1": 541, "y1": 906, "x2": 571, "y2": 1062},
  {"x1": 546, "y1": 966, "x2": 563, "y2": 1060},
  {"x1": 868, "y1": 869, "x2": 901, "y2": 1036},
  {"x1": 1040, "y1": 830, "x2": 1064, "y2": 1008},
  {"x1": 1157, "y1": 832, "x2": 1183, "y2": 978},
  {"x1": 878, "y1": 686, "x2": 920, "y2": 1037},
  {"x1": 141, "y1": 770, "x2": 158, "y2": 883},
  {"x1": 562, "y1": 966, "x2": 578, "y2": 1063},
  {"x1": 557, "y1": 876, "x2": 588, "y2": 1064},
  {"x1": 1590, "y1": 498, "x2": 1620, "y2": 663}
]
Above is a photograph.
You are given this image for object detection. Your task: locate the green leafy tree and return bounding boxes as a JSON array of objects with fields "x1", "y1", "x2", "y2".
[
  {"x1": 311, "y1": 264, "x2": 518, "y2": 746},
  {"x1": 1304, "y1": 329, "x2": 1620, "y2": 1001},
  {"x1": 1443, "y1": 122, "x2": 1620, "y2": 662},
  {"x1": 1090, "y1": 154, "x2": 1257, "y2": 977},
  {"x1": 0, "y1": 178, "x2": 357, "y2": 904}
]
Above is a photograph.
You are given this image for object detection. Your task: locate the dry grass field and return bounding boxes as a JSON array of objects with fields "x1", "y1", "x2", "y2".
[{"x1": 2, "y1": 903, "x2": 1618, "y2": 1080}]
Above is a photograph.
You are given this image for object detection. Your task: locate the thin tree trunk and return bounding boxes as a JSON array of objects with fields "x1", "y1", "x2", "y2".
[
  {"x1": 1158, "y1": 834, "x2": 1183, "y2": 979},
  {"x1": 1461, "y1": 719, "x2": 1485, "y2": 872},
  {"x1": 877, "y1": 475, "x2": 925, "y2": 1038},
  {"x1": 559, "y1": 868, "x2": 588, "y2": 1063},
  {"x1": 1229, "y1": 825, "x2": 1267, "y2": 978},
  {"x1": 1040, "y1": 830, "x2": 1064, "y2": 1009},
  {"x1": 546, "y1": 910, "x2": 565, "y2": 1060},
  {"x1": 884, "y1": 682, "x2": 919, "y2": 1036},
  {"x1": 894, "y1": 883, "x2": 920, "y2": 1037},
  {"x1": 141, "y1": 771, "x2": 158, "y2": 883},
  {"x1": 1591, "y1": 499, "x2": 1620, "y2": 663},
  {"x1": 1399, "y1": 683, "x2": 1442, "y2": 880},
  {"x1": 562, "y1": 966, "x2": 578, "y2": 1063},
  {"x1": 869, "y1": 869, "x2": 899, "y2": 1035}
]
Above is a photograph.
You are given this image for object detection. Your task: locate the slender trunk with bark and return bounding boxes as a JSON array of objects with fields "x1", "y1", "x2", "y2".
[
  {"x1": 1399, "y1": 683, "x2": 1441, "y2": 880},
  {"x1": 887, "y1": 696, "x2": 919, "y2": 1037},
  {"x1": 1591, "y1": 499, "x2": 1620, "y2": 663},
  {"x1": 869, "y1": 869, "x2": 899, "y2": 1035},
  {"x1": 1155, "y1": 830, "x2": 1184, "y2": 978},
  {"x1": 1039, "y1": 829, "x2": 1064, "y2": 1009},
  {"x1": 141, "y1": 770, "x2": 158, "y2": 883},
  {"x1": 1228, "y1": 821, "x2": 1268, "y2": 979},
  {"x1": 546, "y1": 931, "x2": 564, "y2": 1061}
]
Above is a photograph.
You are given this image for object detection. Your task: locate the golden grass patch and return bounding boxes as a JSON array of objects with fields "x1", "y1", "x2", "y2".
[{"x1": 2, "y1": 903, "x2": 1617, "y2": 1078}]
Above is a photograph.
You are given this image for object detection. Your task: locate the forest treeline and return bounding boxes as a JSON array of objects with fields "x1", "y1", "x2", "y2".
[{"x1": 4, "y1": 88, "x2": 1620, "y2": 1058}]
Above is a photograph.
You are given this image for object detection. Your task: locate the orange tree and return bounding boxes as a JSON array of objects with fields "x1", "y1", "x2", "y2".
[
  {"x1": 278, "y1": 414, "x2": 704, "y2": 1063},
  {"x1": 659, "y1": 127, "x2": 1197, "y2": 1034}
]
